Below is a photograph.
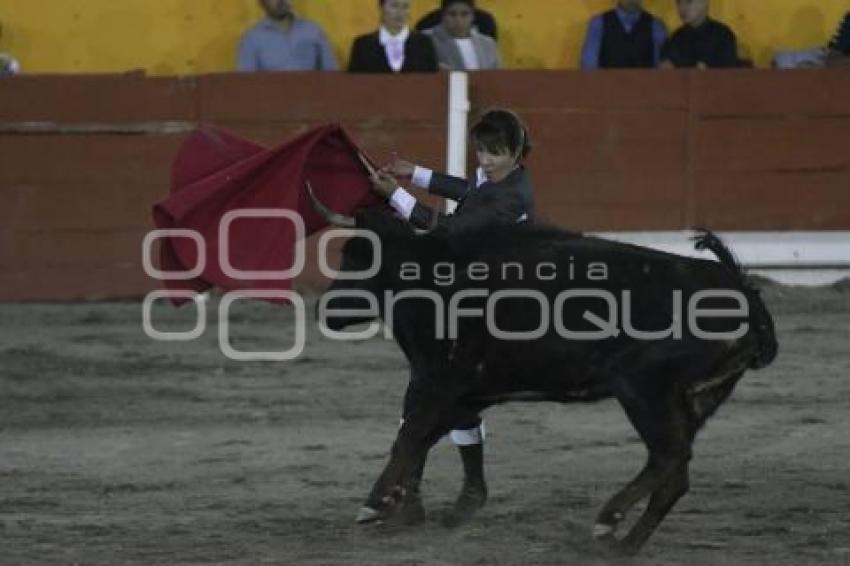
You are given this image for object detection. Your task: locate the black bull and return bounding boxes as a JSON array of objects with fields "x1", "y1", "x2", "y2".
[{"x1": 316, "y1": 207, "x2": 778, "y2": 554}]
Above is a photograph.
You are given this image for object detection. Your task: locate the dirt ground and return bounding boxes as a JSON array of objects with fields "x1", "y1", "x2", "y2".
[{"x1": 1, "y1": 280, "x2": 849, "y2": 566}]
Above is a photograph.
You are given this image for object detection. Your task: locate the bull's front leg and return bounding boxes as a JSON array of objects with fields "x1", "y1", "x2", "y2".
[
  {"x1": 355, "y1": 435, "x2": 423, "y2": 523},
  {"x1": 357, "y1": 336, "x2": 485, "y2": 525},
  {"x1": 356, "y1": 389, "x2": 458, "y2": 524}
]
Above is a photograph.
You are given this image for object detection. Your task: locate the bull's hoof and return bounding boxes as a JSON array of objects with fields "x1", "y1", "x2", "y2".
[
  {"x1": 357, "y1": 486, "x2": 406, "y2": 524},
  {"x1": 356, "y1": 498, "x2": 398, "y2": 524},
  {"x1": 355, "y1": 505, "x2": 386, "y2": 524},
  {"x1": 592, "y1": 522, "x2": 616, "y2": 540},
  {"x1": 442, "y1": 482, "x2": 487, "y2": 528},
  {"x1": 357, "y1": 499, "x2": 426, "y2": 530}
]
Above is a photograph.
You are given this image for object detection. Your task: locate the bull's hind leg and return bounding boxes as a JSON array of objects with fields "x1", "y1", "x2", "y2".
[
  {"x1": 595, "y1": 378, "x2": 695, "y2": 554},
  {"x1": 593, "y1": 459, "x2": 666, "y2": 539},
  {"x1": 618, "y1": 460, "x2": 690, "y2": 553}
]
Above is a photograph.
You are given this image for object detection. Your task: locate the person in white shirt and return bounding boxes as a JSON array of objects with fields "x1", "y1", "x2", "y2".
[{"x1": 425, "y1": 0, "x2": 501, "y2": 70}]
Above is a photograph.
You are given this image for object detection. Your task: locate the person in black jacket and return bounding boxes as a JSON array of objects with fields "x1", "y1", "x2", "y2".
[
  {"x1": 580, "y1": 0, "x2": 668, "y2": 69},
  {"x1": 349, "y1": 0, "x2": 438, "y2": 73},
  {"x1": 826, "y1": 11, "x2": 850, "y2": 66},
  {"x1": 368, "y1": 110, "x2": 534, "y2": 526},
  {"x1": 661, "y1": 0, "x2": 740, "y2": 68}
]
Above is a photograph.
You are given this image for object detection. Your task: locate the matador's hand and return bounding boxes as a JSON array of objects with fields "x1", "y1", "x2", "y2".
[
  {"x1": 382, "y1": 154, "x2": 415, "y2": 178},
  {"x1": 371, "y1": 170, "x2": 400, "y2": 200}
]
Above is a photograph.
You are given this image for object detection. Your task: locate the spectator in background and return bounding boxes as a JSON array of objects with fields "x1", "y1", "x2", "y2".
[
  {"x1": 661, "y1": 0, "x2": 739, "y2": 68},
  {"x1": 774, "y1": 11, "x2": 850, "y2": 68},
  {"x1": 237, "y1": 0, "x2": 337, "y2": 71},
  {"x1": 416, "y1": 2, "x2": 498, "y2": 41},
  {"x1": 349, "y1": 0, "x2": 437, "y2": 73},
  {"x1": 425, "y1": 0, "x2": 501, "y2": 70},
  {"x1": 773, "y1": 46, "x2": 828, "y2": 69},
  {"x1": 0, "y1": 19, "x2": 19, "y2": 75},
  {"x1": 826, "y1": 11, "x2": 850, "y2": 66},
  {"x1": 0, "y1": 52, "x2": 19, "y2": 75},
  {"x1": 580, "y1": 0, "x2": 667, "y2": 69}
]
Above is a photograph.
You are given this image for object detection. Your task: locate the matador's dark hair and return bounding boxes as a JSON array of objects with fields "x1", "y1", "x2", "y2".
[{"x1": 470, "y1": 108, "x2": 532, "y2": 161}]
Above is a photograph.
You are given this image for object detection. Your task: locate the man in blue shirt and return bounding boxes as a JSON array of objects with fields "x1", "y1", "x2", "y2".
[
  {"x1": 580, "y1": 0, "x2": 667, "y2": 69},
  {"x1": 237, "y1": 0, "x2": 338, "y2": 71}
]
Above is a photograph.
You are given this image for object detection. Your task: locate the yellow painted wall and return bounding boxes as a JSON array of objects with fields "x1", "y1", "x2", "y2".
[{"x1": 0, "y1": 0, "x2": 848, "y2": 74}]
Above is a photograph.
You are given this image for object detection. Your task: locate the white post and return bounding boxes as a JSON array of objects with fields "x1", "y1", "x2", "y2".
[{"x1": 445, "y1": 71, "x2": 470, "y2": 214}]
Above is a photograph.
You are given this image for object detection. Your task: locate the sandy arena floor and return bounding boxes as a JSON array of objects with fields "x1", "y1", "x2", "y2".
[{"x1": 1, "y1": 281, "x2": 849, "y2": 565}]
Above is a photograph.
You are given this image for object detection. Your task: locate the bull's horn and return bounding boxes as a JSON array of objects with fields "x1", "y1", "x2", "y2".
[{"x1": 306, "y1": 181, "x2": 356, "y2": 228}]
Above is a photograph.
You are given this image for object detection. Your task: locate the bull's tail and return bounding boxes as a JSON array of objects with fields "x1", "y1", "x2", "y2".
[{"x1": 692, "y1": 230, "x2": 779, "y2": 369}]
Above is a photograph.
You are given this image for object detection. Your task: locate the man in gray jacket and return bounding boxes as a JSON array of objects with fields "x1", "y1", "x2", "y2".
[{"x1": 425, "y1": 0, "x2": 501, "y2": 70}]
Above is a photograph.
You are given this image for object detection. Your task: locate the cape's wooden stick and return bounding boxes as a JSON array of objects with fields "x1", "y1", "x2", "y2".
[{"x1": 357, "y1": 152, "x2": 378, "y2": 178}]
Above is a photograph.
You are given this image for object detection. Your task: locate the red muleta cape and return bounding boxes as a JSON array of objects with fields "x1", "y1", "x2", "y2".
[{"x1": 152, "y1": 124, "x2": 381, "y2": 304}]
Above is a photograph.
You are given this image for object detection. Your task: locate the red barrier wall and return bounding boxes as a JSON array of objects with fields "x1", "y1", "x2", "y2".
[
  {"x1": 1, "y1": 70, "x2": 848, "y2": 301},
  {"x1": 471, "y1": 70, "x2": 850, "y2": 231}
]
